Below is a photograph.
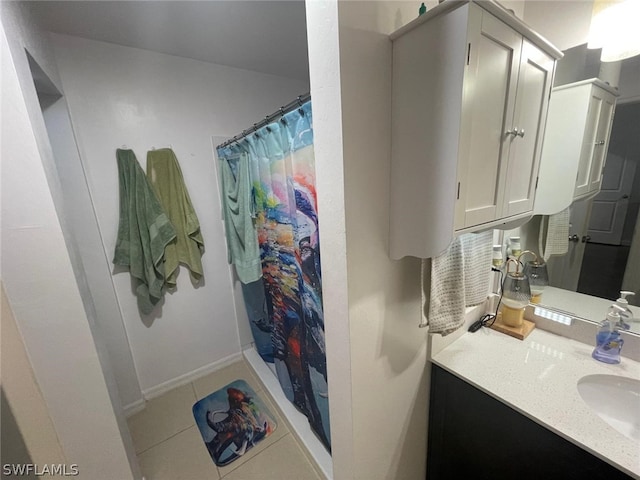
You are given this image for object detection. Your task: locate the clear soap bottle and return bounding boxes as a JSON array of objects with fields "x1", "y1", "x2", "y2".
[{"x1": 592, "y1": 305, "x2": 630, "y2": 364}]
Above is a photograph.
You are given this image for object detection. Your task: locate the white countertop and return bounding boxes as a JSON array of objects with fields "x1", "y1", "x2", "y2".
[{"x1": 431, "y1": 327, "x2": 640, "y2": 478}]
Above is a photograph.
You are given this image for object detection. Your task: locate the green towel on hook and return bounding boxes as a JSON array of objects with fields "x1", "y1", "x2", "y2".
[
  {"x1": 147, "y1": 148, "x2": 204, "y2": 286},
  {"x1": 113, "y1": 149, "x2": 176, "y2": 314}
]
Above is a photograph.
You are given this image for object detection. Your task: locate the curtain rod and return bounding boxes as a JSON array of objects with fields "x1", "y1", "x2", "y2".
[{"x1": 216, "y1": 92, "x2": 311, "y2": 150}]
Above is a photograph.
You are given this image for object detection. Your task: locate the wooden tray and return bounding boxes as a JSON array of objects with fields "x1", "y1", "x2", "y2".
[{"x1": 489, "y1": 314, "x2": 535, "y2": 340}]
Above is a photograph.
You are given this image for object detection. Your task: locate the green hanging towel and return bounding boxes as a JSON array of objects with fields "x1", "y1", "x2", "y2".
[
  {"x1": 113, "y1": 149, "x2": 176, "y2": 314},
  {"x1": 218, "y1": 151, "x2": 262, "y2": 284},
  {"x1": 146, "y1": 148, "x2": 204, "y2": 286}
]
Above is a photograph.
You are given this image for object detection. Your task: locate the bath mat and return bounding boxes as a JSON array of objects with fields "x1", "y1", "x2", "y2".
[{"x1": 193, "y1": 379, "x2": 277, "y2": 467}]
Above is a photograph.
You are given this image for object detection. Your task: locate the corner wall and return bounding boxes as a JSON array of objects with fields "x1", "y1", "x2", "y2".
[
  {"x1": 338, "y1": 3, "x2": 428, "y2": 478},
  {"x1": 308, "y1": 2, "x2": 432, "y2": 478}
]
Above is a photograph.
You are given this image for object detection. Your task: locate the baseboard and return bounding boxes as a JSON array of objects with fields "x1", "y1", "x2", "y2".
[
  {"x1": 123, "y1": 398, "x2": 146, "y2": 418},
  {"x1": 243, "y1": 347, "x2": 333, "y2": 480},
  {"x1": 141, "y1": 352, "x2": 243, "y2": 401}
]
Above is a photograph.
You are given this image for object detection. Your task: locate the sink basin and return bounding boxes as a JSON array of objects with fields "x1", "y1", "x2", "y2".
[{"x1": 577, "y1": 374, "x2": 640, "y2": 441}]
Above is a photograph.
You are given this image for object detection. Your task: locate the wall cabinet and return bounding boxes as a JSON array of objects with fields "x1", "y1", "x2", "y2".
[
  {"x1": 535, "y1": 79, "x2": 618, "y2": 215},
  {"x1": 428, "y1": 365, "x2": 633, "y2": 480},
  {"x1": 389, "y1": 1, "x2": 560, "y2": 259}
]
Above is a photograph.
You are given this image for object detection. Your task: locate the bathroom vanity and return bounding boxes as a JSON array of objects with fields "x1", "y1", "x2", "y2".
[{"x1": 428, "y1": 326, "x2": 640, "y2": 479}]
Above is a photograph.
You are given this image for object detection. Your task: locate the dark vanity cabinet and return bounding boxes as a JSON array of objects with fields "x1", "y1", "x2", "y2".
[{"x1": 427, "y1": 365, "x2": 633, "y2": 480}]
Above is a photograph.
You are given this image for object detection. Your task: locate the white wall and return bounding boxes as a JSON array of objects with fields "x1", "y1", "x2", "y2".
[
  {"x1": 0, "y1": 3, "x2": 138, "y2": 477},
  {"x1": 41, "y1": 95, "x2": 142, "y2": 409},
  {"x1": 338, "y1": 3, "x2": 429, "y2": 478},
  {"x1": 522, "y1": 0, "x2": 640, "y2": 102},
  {"x1": 50, "y1": 33, "x2": 309, "y2": 395},
  {"x1": 523, "y1": 0, "x2": 594, "y2": 51},
  {"x1": 308, "y1": 1, "x2": 431, "y2": 478},
  {"x1": 619, "y1": 58, "x2": 640, "y2": 103},
  {"x1": 0, "y1": 286, "x2": 65, "y2": 464},
  {"x1": 1, "y1": 285, "x2": 66, "y2": 467}
]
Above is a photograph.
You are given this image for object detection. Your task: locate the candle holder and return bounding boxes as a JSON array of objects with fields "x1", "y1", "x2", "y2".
[{"x1": 501, "y1": 258, "x2": 531, "y2": 327}]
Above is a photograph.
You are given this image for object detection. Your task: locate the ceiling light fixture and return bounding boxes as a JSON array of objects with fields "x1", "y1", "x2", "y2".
[{"x1": 587, "y1": 0, "x2": 640, "y2": 62}]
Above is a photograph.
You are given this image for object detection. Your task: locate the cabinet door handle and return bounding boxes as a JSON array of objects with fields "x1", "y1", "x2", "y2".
[
  {"x1": 582, "y1": 235, "x2": 591, "y2": 243},
  {"x1": 595, "y1": 140, "x2": 605, "y2": 146},
  {"x1": 506, "y1": 128, "x2": 518, "y2": 137},
  {"x1": 516, "y1": 129, "x2": 525, "y2": 138},
  {"x1": 569, "y1": 234, "x2": 579, "y2": 242}
]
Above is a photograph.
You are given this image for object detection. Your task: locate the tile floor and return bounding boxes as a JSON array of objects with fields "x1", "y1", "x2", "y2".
[{"x1": 128, "y1": 360, "x2": 322, "y2": 480}]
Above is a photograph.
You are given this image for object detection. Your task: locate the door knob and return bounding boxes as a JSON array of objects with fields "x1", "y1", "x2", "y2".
[
  {"x1": 582, "y1": 235, "x2": 591, "y2": 243},
  {"x1": 516, "y1": 129, "x2": 525, "y2": 138},
  {"x1": 569, "y1": 234, "x2": 579, "y2": 242}
]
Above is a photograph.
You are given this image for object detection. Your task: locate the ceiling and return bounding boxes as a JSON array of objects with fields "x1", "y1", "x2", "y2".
[{"x1": 28, "y1": 1, "x2": 310, "y2": 82}]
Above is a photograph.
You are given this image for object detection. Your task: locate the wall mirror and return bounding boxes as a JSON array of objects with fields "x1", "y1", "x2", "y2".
[{"x1": 500, "y1": 43, "x2": 640, "y2": 334}]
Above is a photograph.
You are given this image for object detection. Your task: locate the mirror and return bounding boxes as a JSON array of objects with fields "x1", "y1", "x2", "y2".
[{"x1": 499, "y1": 44, "x2": 640, "y2": 334}]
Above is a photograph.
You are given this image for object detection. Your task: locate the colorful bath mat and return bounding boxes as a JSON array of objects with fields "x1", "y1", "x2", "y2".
[{"x1": 193, "y1": 379, "x2": 277, "y2": 467}]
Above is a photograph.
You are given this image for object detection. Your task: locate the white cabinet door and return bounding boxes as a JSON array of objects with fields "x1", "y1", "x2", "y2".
[
  {"x1": 503, "y1": 40, "x2": 554, "y2": 217},
  {"x1": 588, "y1": 95, "x2": 615, "y2": 193},
  {"x1": 458, "y1": 8, "x2": 521, "y2": 229},
  {"x1": 575, "y1": 92, "x2": 604, "y2": 197},
  {"x1": 574, "y1": 88, "x2": 616, "y2": 199}
]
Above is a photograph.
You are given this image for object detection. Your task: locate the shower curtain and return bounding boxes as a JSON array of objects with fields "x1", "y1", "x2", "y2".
[{"x1": 217, "y1": 100, "x2": 330, "y2": 450}]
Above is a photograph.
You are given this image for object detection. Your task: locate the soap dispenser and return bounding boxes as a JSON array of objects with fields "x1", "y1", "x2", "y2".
[
  {"x1": 592, "y1": 304, "x2": 630, "y2": 364},
  {"x1": 615, "y1": 291, "x2": 635, "y2": 327}
]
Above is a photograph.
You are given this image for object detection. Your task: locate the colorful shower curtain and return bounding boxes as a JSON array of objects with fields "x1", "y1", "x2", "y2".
[{"x1": 217, "y1": 100, "x2": 330, "y2": 450}]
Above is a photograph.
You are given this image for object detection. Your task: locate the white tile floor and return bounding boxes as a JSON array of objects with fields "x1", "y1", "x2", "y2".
[{"x1": 127, "y1": 360, "x2": 322, "y2": 480}]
